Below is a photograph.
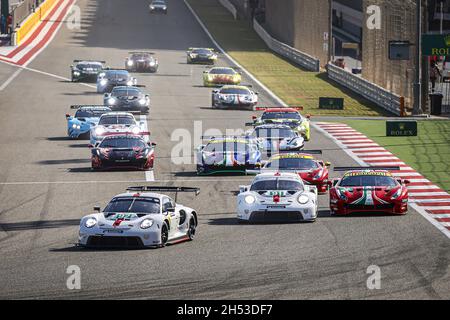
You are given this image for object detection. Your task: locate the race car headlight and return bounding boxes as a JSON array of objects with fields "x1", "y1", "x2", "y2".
[
  {"x1": 98, "y1": 72, "x2": 106, "y2": 78},
  {"x1": 140, "y1": 219, "x2": 154, "y2": 229},
  {"x1": 150, "y1": 5, "x2": 155, "y2": 9},
  {"x1": 95, "y1": 126, "x2": 105, "y2": 136},
  {"x1": 85, "y1": 218, "x2": 97, "y2": 228},
  {"x1": 73, "y1": 71, "x2": 80, "y2": 76},
  {"x1": 190, "y1": 53, "x2": 198, "y2": 58},
  {"x1": 108, "y1": 97, "x2": 116, "y2": 105},
  {"x1": 100, "y1": 79, "x2": 108, "y2": 86},
  {"x1": 127, "y1": 60, "x2": 133, "y2": 66},
  {"x1": 297, "y1": 194, "x2": 309, "y2": 204},
  {"x1": 72, "y1": 123, "x2": 80, "y2": 129},
  {"x1": 244, "y1": 195, "x2": 256, "y2": 204},
  {"x1": 212, "y1": 54, "x2": 217, "y2": 59},
  {"x1": 139, "y1": 98, "x2": 147, "y2": 105},
  {"x1": 127, "y1": 80, "x2": 133, "y2": 86},
  {"x1": 149, "y1": 61, "x2": 156, "y2": 67},
  {"x1": 131, "y1": 126, "x2": 140, "y2": 135}
]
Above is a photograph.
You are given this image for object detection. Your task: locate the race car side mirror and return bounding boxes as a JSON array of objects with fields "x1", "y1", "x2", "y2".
[
  {"x1": 93, "y1": 206, "x2": 101, "y2": 212},
  {"x1": 403, "y1": 179, "x2": 410, "y2": 185},
  {"x1": 104, "y1": 93, "x2": 108, "y2": 97},
  {"x1": 66, "y1": 114, "x2": 71, "y2": 119},
  {"x1": 149, "y1": 142, "x2": 157, "y2": 147},
  {"x1": 306, "y1": 114, "x2": 311, "y2": 119},
  {"x1": 252, "y1": 115, "x2": 257, "y2": 120},
  {"x1": 325, "y1": 161, "x2": 331, "y2": 167},
  {"x1": 88, "y1": 144, "x2": 94, "y2": 148}
]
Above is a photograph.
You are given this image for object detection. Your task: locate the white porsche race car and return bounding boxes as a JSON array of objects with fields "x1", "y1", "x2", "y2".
[
  {"x1": 237, "y1": 172, "x2": 318, "y2": 222},
  {"x1": 211, "y1": 85, "x2": 258, "y2": 110},
  {"x1": 78, "y1": 186, "x2": 200, "y2": 248},
  {"x1": 90, "y1": 112, "x2": 148, "y2": 145}
]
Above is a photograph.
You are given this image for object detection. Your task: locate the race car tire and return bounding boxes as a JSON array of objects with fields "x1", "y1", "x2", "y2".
[
  {"x1": 196, "y1": 164, "x2": 205, "y2": 175},
  {"x1": 237, "y1": 219, "x2": 249, "y2": 224},
  {"x1": 141, "y1": 107, "x2": 150, "y2": 114},
  {"x1": 160, "y1": 222, "x2": 169, "y2": 247},
  {"x1": 187, "y1": 217, "x2": 196, "y2": 241}
]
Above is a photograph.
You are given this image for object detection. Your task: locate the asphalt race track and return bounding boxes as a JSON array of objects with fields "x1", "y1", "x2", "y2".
[{"x1": 0, "y1": 0, "x2": 449, "y2": 299}]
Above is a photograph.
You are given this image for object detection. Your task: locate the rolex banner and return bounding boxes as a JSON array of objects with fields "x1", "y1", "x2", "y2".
[
  {"x1": 386, "y1": 121, "x2": 417, "y2": 137},
  {"x1": 422, "y1": 34, "x2": 450, "y2": 56}
]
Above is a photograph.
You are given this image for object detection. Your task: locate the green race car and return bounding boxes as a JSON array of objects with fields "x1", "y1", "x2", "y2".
[
  {"x1": 247, "y1": 107, "x2": 311, "y2": 141},
  {"x1": 187, "y1": 48, "x2": 218, "y2": 65},
  {"x1": 70, "y1": 60, "x2": 107, "y2": 83}
]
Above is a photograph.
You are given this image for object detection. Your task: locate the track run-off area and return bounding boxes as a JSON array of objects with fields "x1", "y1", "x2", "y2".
[{"x1": 0, "y1": 0, "x2": 449, "y2": 299}]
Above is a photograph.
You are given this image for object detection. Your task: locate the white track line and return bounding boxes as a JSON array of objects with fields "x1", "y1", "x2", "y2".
[
  {"x1": 139, "y1": 114, "x2": 155, "y2": 182},
  {"x1": 0, "y1": 68, "x2": 23, "y2": 91}
]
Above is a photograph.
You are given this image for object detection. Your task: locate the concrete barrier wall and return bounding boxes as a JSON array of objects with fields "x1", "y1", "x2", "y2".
[
  {"x1": 16, "y1": 0, "x2": 58, "y2": 45},
  {"x1": 264, "y1": 0, "x2": 330, "y2": 68}
]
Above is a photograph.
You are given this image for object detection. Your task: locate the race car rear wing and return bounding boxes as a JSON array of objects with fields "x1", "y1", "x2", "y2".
[
  {"x1": 70, "y1": 105, "x2": 110, "y2": 109},
  {"x1": 73, "y1": 59, "x2": 106, "y2": 63},
  {"x1": 126, "y1": 186, "x2": 200, "y2": 201},
  {"x1": 201, "y1": 135, "x2": 252, "y2": 140},
  {"x1": 255, "y1": 106, "x2": 304, "y2": 111},
  {"x1": 333, "y1": 166, "x2": 401, "y2": 172},
  {"x1": 128, "y1": 51, "x2": 155, "y2": 55}
]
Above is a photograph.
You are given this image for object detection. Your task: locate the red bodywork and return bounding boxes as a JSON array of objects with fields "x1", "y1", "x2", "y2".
[
  {"x1": 264, "y1": 153, "x2": 329, "y2": 194},
  {"x1": 329, "y1": 171, "x2": 409, "y2": 215}
]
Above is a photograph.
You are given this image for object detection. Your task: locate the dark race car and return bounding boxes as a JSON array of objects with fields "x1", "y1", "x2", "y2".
[
  {"x1": 329, "y1": 167, "x2": 410, "y2": 215},
  {"x1": 186, "y1": 48, "x2": 218, "y2": 65},
  {"x1": 125, "y1": 52, "x2": 158, "y2": 73},
  {"x1": 70, "y1": 60, "x2": 106, "y2": 82},
  {"x1": 103, "y1": 86, "x2": 150, "y2": 114},
  {"x1": 149, "y1": 0, "x2": 167, "y2": 14},
  {"x1": 97, "y1": 69, "x2": 137, "y2": 93},
  {"x1": 255, "y1": 152, "x2": 330, "y2": 194},
  {"x1": 246, "y1": 124, "x2": 305, "y2": 155},
  {"x1": 91, "y1": 135, "x2": 156, "y2": 171}
]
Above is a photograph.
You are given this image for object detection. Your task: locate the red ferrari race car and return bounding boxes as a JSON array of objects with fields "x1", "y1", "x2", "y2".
[
  {"x1": 329, "y1": 167, "x2": 410, "y2": 215},
  {"x1": 248, "y1": 151, "x2": 330, "y2": 194}
]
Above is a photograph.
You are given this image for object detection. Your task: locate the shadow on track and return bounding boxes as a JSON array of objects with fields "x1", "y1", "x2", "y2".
[{"x1": 0, "y1": 219, "x2": 80, "y2": 231}]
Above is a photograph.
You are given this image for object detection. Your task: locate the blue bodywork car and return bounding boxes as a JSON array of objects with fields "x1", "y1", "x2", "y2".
[{"x1": 66, "y1": 105, "x2": 112, "y2": 139}]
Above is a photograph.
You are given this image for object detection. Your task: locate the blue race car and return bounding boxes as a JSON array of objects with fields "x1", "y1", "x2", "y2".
[
  {"x1": 66, "y1": 105, "x2": 112, "y2": 139},
  {"x1": 196, "y1": 136, "x2": 262, "y2": 175}
]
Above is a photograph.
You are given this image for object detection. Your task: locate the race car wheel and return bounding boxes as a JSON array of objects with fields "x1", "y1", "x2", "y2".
[
  {"x1": 187, "y1": 218, "x2": 196, "y2": 241},
  {"x1": 160, "y1": 222, "x2": 169, "y2": 247},
  {"x1": 196, "y1": 164, "x2": 205, "y2": 175}
]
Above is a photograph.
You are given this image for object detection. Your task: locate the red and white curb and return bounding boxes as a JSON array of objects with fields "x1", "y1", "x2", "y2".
[
  {"x1": 315, "y1": 122, "x2": 450, "y2": 239},
  {"x1": 0, "y1": 0, "x2": 75, "y2": 67}
]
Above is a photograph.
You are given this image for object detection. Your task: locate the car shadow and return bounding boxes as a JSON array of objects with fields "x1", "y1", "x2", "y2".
[
  {"x1": 36, "y1": 159, "x2": 90, "y2": 165},
  {"x1": 49, "y1": 245, "x2": 150, "y2": 253},
  {"x1": 0, "y1": 219, "x2": 80, "y2": 231}
]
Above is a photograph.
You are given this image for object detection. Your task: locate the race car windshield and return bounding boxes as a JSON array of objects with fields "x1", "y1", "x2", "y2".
[
  {"x1": 106, "y1": 71, "x2": 129, "y2": 79},
  {"x1": 340, "y1": 175, "x2": 398, "y2": 187},
  {"x1": 209, "y1": 68, "x2": 235, "y2": 75},
  {"x1": 112, "y1": 88, "x2": 141, "y2": 97},
  {"x1": 99, "y1": 138, "x2": 146, "y2": 149},
  {"x1": 104, "y1": 197, "x2": 160, "y2": 214},
  {"x1": 266, "y1": 158, "x2": 318, "y2": 170},
  {"x1": 262, "y1": 112, "x2": 301, "y2": 120},
  {"x1": 77, "y1": 63, "x2": 102, "y2": 70},
  {"x1": 254, "y1": 128, "x2": 295, "y2": 138},
  {"x1": 131, "y1": 54, "x2": 150, "y2": 60},
  {"x1": 251, "y1": 179, "x2": 303, "y2": 191},
  {"x1": 99, "y1": 116, "x2": 135, "y2": 125},
  {"x1": 193, "y1": 49, "x2": 212, "y2": 55},
  {"x1": 220, "y1": 88, "x2": 250, "y2": 95},
  {"x1": 75, "y1": 109, "x2": 108, "y2": 118},
  {"x1": 204, "y1": 141, "x2": 256, "y2": 153}
]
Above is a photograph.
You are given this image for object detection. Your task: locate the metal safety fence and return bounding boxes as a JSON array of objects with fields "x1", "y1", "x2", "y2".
[
  {"x1": 253, "y1": 18, "x2": 320, "y2": 72},
  {"x1": 327, "y1": 63, "x2": 403, "y2": 115}
]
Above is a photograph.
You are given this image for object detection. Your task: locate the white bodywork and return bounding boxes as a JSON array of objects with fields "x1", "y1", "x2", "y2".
[
  {"x1": 79, "y1": 191, "x2": 197, "y2": 248},
  {"x1": 211, "y1": 85, "x2": 258, "y2": 110},
  {"x1": 90, "y1": 112, "x2": 147, "y2": 145},
  {"x1": 237, "y1": 172, "x2": 318, "y2": 222}
]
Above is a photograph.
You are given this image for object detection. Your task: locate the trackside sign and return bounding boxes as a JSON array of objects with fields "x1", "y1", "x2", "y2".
[
  {"x1": 386, "y1": 121, "x2": 417, "y2": 137},
  {"x1": 422, "y1": 34, "x2": 450, "y2": 56}
]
